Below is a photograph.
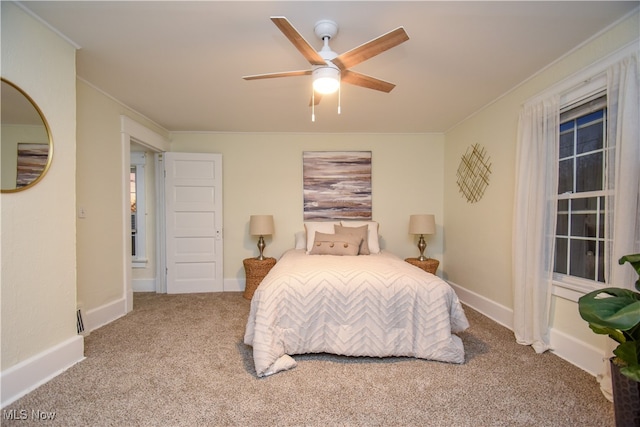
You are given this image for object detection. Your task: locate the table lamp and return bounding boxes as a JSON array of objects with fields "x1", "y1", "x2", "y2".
[
  {"x1": 409, "y1": 214, "x2": 435, "y2": 261},
  {"x1": 250, "y1": 215, "x2": 274, "y2": 260}
]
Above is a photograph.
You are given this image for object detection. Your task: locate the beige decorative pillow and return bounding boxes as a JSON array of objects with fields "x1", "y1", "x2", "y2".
[
  {"x1": 340, "y1": 221, "x2": 381, "y2": 254},
  {"x1": 309, "y1": 232, "x2": 362, "y2": 256},
  {"x1": 334, "y1": 224, "x2": 370, "y2": 255},
  {"x1": 304, "y1": 221, "x2": 340, "y2": 253}
]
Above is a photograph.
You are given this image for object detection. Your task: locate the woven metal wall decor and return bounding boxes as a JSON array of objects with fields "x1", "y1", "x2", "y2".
[{"x1": 456, "y1": 144, "x2": 492, "y2": 203}]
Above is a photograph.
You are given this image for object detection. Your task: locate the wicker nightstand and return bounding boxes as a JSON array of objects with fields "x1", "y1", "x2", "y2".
[
  {"x1": 405, "y1": 257, "x2": 439, "y2": 274},
  {"x1": 243, "y1": 257, "x2": 276, "y2": 300}
]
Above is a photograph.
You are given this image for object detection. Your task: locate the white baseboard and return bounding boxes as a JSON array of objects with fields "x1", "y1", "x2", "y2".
[
  {"x1": 1, "y1": 335, "x2": 84, "y2": 408},
  {"x1": 549, "y1": 327, "x2": 606, "y2": 377},
  {"x1": 224, "y1": 277, "x2": 244, "y2": 293},
  {"x1": 447, "y1": 280, "x2": 514, "y2": 329},
  {"x1": 1, "y1": 297, "x2": 132, "y2": 408},
  {"x1": 132, "y1": 278, "x2": 156, "y2": 292},
  {"x1": 448, "y1": 280, "x2": 604, "y2": 378},
  {"x1": 85, "y1": 297, "x2": 126, "y2": 333}
]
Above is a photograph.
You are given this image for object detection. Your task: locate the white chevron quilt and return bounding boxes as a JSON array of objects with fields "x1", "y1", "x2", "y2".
[{"x1": 244, "y1": 249, "x2": 469, "y2": 377}]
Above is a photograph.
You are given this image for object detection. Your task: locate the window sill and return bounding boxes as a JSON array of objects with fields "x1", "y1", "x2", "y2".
[
  {"x1": 552, "y1": 284, "x2": 583, "y2": 303},
  {"x1": 552, "y1": 274, "x2": 603, "y2": 302},
  {"x1": 132, "y1": 259, "x2": 148, "y2": 268}
]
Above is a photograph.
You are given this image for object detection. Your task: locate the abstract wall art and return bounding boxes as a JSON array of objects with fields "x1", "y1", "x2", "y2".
[{"x1": 303, "y1": 151, "x2": 372, "y2": 220}]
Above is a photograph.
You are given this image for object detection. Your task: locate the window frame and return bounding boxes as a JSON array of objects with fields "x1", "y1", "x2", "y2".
[{"x1": 551, "y1": 75, "x2": 609, "y2": 301}]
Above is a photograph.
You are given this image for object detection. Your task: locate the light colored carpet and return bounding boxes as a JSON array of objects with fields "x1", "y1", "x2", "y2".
[{"x1": 3, "y1": 292, "x2": 613, "y2": 426}]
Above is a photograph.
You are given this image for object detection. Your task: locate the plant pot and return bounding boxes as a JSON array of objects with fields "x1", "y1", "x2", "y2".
[{"x1": 610, "y1": 358, "x2": 640, "y2": 427}]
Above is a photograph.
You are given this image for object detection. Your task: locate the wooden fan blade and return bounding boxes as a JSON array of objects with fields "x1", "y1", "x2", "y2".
[
  {"x1": 333, "y1": 27, "x2": 409, "y2": 70},
  {"x1": 309, "y1": 92, "x2": 323, "y2": 106},
  {"x1": 271, "y1": 16, "x2": 326, "y2": 66},
  {"x1": 341, "y1": 70, "x2": 396, "y2": 93},
  {"x1": 243, "y1": 70, "x2": 312, "y2": 80}
]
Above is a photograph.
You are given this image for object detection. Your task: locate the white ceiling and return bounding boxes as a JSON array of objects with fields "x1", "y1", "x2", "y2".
[{"x1": 20, "y1": 1, "x2": 638, "y2": 133}]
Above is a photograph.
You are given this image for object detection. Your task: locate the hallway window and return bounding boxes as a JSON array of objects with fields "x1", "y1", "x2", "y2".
[{"x1": 131, "y1": 152, "x2": 147, "y2": 266}]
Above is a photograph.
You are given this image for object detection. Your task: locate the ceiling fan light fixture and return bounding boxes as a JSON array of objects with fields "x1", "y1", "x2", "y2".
[
  {"x1": 312, "y1": 66, "x2": 340, "y2": 94},
  {"x1": 245, "y1": 17, "x2": 410, "y2": 113}
]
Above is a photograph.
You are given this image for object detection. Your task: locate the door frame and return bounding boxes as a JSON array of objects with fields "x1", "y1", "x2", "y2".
[
  {"x1": 120, "y1": 116, "x2": 169, "y2": 312},
  {"x1": 154, "y1": 152, "x2": 167, "y2": 294}
]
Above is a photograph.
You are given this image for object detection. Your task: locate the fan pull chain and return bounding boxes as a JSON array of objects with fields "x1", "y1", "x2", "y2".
[
  {"x1": 312, "y1": 90, "x2": 315, "y2": 122},
  {"x1": 338, "y1": 83, "x2": 341, "y2": 115}
]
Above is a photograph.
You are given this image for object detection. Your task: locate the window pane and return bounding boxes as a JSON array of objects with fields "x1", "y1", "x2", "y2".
[
  {"x1": 572, "y1": 197, "x2": 598, "y2": 211},
  {"x1": 558, "y1": 159, "x2": 573, "y2": 194},
  {"x1": 571, "y1": 213, "x2": 597, "y2": 237},
  {"x1": 569, "y1": 239, "x2": 596, "y2": 280},
  {"x1": 559, "y1": 131, "x2": 573, "y2": 159},
  {"x1": 130, "y1": 167, "x2": 137, "y2": 258},
  {"x1": 571, "y1": 197, "x2": 598, "y2": 238},
  {"x1": 576, "y1": 152, "x2": 602, "y2": 193},
  {"x1": 556, "y1": 213, "x2": 568, "y2": 236},
  {"x1": 597, "y1": 241, "x2": 605, "y2": 283},
  {"x1": 130, "y1": 169, "x2": 137, "y2": 214},
  {"x1": 598, "y1": 213, "x2": 605, "y2": 237},
  {"x1": 555, "y1": 238, "x2": 568, "y2": 274},
  {"x1": 556, "y1": 199, "x2": 568, "y2": 235},
  {"x1": 560, "y1": 121, "x2": 574, "y2": 133},
  {"x1": 577, "y1": 121, "x2": 604, "y2": 154},
  {"x1": 576, "y1": 110, "x2": 603, "y2": 127},
  {"x1": 598, "y1": 196, "x2": 605, "y2": 237}
]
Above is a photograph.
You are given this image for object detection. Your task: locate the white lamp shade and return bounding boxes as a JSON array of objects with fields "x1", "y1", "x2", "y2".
[
  {"x1": 409, "y1": 214, "x2": 436, "y2": 235},
  {"x1": 250, "y1": 215, "x2": 274, "y2": 236},
  {"x1": 312, "y1": 66, "x2": 340, "y2": 94}
]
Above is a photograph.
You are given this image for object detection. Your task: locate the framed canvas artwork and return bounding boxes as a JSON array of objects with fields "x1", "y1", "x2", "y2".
[
  {"x1": 303, "y1": 151, "x2": 372, "y2": 220},
  {"x1": 16, "y1": 143, "x2": 49, "y2": 188}
]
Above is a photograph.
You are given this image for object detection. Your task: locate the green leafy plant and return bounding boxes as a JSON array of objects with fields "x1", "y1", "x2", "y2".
[{"x1": 578, "y1": 254, "x2": 640, "y2": 382}]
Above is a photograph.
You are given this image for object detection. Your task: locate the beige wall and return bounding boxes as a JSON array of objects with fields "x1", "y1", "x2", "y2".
[
  {"x1": 443, "y1": 11, "x2": 639, "y2": 350},
  {"x1": 1, "y1": 2, "x2": 77, "y2": 369},
  {"x1": 171, "y1": 133, "x2": 445, "y2": 281},
  {"x1": 76, "y1": 80, "x2": 169, "y2": 312}
]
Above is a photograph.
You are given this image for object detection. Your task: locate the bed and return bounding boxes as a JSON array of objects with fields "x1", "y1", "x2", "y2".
[{"x1": 244, "y1": 221, "x2": 469, "y2": 377}]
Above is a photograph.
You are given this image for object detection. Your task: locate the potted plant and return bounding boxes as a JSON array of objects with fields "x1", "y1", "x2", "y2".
[{"x1": 578, "y1": 253, "x2": 640, "y2": 426}]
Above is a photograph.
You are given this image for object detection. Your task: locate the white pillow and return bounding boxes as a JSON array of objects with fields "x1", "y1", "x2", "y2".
[
  {"x1": 294, "y1": 231, "x2": 306, "y2": 250},
  {"x1": 340, "y1": 221, "x2": 380, "y2": 254},
  {"x1": 304, "y1": 221, "x2": 340, "y2": 253}
]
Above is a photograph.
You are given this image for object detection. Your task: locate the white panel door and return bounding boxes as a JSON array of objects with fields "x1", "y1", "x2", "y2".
[{"x1": 164, "y1": 152, "x2": 223, "y2": 293}]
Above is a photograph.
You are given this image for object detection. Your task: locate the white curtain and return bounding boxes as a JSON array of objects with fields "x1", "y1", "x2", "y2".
[
  {"x1": 513, "y1": 53, "x2": 640, "y2": 358},
  {"x1": 513, "y1": 95, "x2": 559, "y2": 353},
  {"x1": 598, "y1": 53, "x2": 640, "y2": 399},
  {"x1": 606, "y1": 53, "x2": 640, "y2": 289}
]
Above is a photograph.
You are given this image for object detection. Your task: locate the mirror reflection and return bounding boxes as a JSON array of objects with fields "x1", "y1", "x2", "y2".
[{"x1": 1, "y1": 78, "x2": 52, "y2": 192}]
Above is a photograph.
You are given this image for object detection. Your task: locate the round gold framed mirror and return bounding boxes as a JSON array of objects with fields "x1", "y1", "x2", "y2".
[{"x1": 1, "y1": 78, "x2": 53, "y2": 193}]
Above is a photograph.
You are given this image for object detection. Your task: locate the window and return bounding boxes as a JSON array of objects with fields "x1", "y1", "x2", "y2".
[
  {"x1": 131, "y1": 152, "x2": 147, "y2": 266},
  {"x1": 554, "y1": 94, "x2": 609, "y2": 288},
  {"x1": 515, "y1": 52, "x2": 638, "y2": 349}
]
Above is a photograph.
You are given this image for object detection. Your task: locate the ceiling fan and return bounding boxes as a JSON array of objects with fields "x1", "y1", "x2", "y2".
[{"x1": 243, "y1": 17, "x2": 409, "y2": 119}]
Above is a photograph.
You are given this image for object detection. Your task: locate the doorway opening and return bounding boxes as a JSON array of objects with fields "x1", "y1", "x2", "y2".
[{"x1": 120, "y1": 116, "x2": 168, "y2": 312}]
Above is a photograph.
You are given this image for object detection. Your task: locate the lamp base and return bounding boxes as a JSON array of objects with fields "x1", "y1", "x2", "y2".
[
  {"x1": 417, "y1": 235, "x2": 427, "y2": 261},
  {"x1": 256, "y1": 235, "x2": 266, "y2": 260}
]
